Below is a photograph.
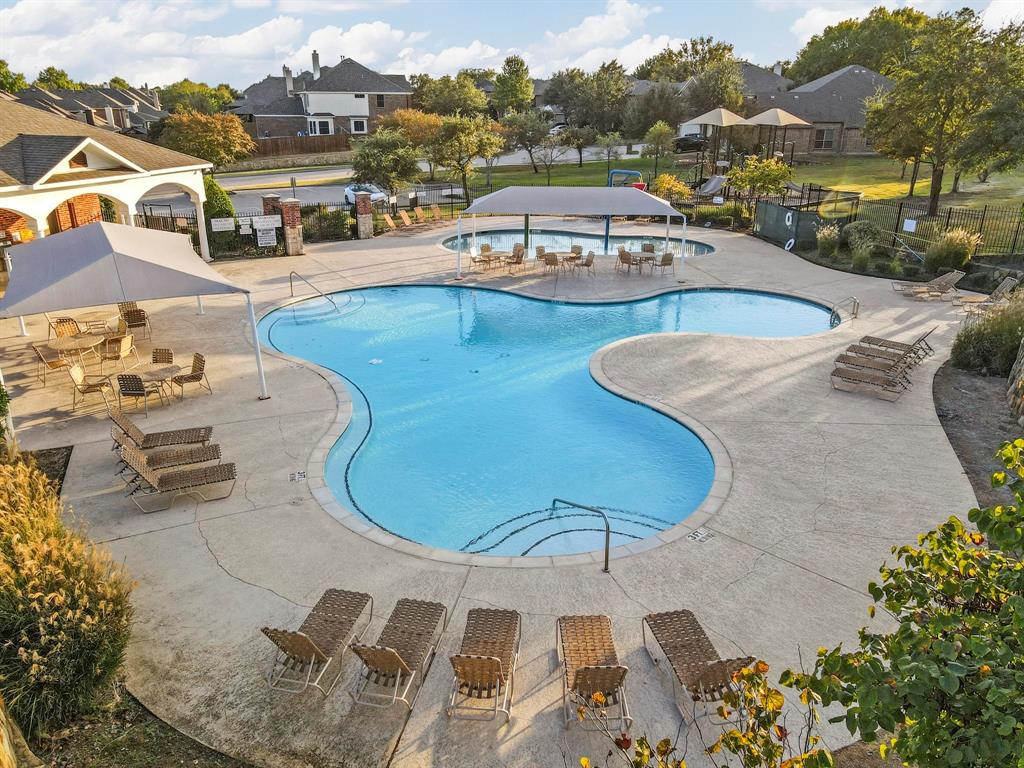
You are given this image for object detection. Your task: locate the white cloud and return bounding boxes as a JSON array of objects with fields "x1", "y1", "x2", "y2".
[
  {"x1": 194, "y1": 16, "x2": 304, "y2": 59},
  {"x1": 389, "y1": 40, "x2": 504, "y2": 76},
  {"x1": 544, "y1": 0, "x2": 657, "y2": 53},
  {"x1": 790, "y1": 5, "x2": 872, "y2": 44},
  {"x1": 277, "y1": 0, "x2": 407, "y2": 12},
  {"x1": 981, "y1": 0, "x2": 1024, "y2": 29},
  {"x1": 288, "y1": 22, "x2": 427, "y2": 71},
  {"x1": 233, "y1": 0, "x2": 271, "y2": 6}
]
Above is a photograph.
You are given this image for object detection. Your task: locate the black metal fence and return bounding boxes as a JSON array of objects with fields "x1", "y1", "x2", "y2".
[
  {"x1": 300, "y1": 202, "x2": 355, "y2": 243},
  {"x1": 135, "y1": 207, "x2": 285, "y2": 259}
]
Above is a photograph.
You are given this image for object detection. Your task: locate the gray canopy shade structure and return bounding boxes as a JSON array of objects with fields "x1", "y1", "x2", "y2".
[
  {"x1": 456, "y1": 186, "x2": 687, "y2": 277},
  {"x1": 0, "y1": 221, "x2": 269, "y2": 399}
]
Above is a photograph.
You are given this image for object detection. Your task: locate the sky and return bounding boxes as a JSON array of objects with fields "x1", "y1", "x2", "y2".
[{"x1": 1, "y1": 0, "x2": 1020, "y2": 89}]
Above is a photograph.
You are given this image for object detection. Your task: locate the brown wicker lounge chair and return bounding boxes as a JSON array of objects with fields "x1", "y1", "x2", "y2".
[
  {"x1": 350, "y1": 598, "x2": 447, "y2": 709},
  {"x1": 859, "y1": 327, "x2": 935, "y2": 359},
  {"x1": 642, "y1": 610, "x2": 755, "y2": 722},
  {"x1": 835, "y1": 353, "x2": 913, "y2": 385},
  {"x1": 447, "y1": 608, "x2": 521, "y2": 722},
  {"x1": 845, "y1": 344, "x2": 908, "y2": 364},
  {"x1": 120, "y1": 444, "x2": 237, "y2": 512},
  {"x1": 261, "y1": 589, "x2": 373, "y2": 695},
  {"x1": 398, "y1": 210, "x2": 414, "y2": 227},
  {"x1": 117, "y1": 442, "x2": 221, "y2": 483},
  {"x1": 430, "y1": 203, "x2": 444, "y2": 220},
  {"x1": 109, "y1": 409, "x2": 212, "y2": 451},
  {"x1": 413, "y1": 206, "x2": 428, "y2": 224},
  {"x1": 556, "y1": 615, "x2": 631, "y2": 731},
  {"x1": 830, "y1": 365, "x2": 905, "y2": 401}
]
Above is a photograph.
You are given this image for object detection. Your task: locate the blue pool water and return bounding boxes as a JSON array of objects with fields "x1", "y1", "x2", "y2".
[
  {"x1": 260, "y1": 286, "x2": 833, "y2": 557},
  {"x1": 442, "y1": 228, "x2": 714, "y2": 257}
]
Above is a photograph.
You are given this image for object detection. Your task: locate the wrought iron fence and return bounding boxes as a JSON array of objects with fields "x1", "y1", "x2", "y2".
[{"x1": 300, "y1": 202, "x2": 355, "y2": 242}]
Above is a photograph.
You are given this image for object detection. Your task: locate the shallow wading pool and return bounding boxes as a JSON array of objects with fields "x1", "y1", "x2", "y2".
[{"x1": 260, "y1": 286, "x2": 834, "y2": 557}]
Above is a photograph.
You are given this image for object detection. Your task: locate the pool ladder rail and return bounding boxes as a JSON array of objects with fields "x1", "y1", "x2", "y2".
[
  {"x1": 551, "y1": 498, "x2": 612, "y2": 574},
  {"x1": 289, "y1": 271, "x2": 339, "y2": 311},
  {"x1": 831, "y1": 295, "x2": 860, "y2": 325}
]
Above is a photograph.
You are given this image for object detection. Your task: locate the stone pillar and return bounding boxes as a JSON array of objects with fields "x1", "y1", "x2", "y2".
[
  {"x1": 278, "y1": 197, "x2": 304, "y2": 256},
  {"x1": 355, "y1": 191, "x2": 374, "y2": 239},
  {"x1": 261, "y1": 193, "x2": 281, "y2": 216}
]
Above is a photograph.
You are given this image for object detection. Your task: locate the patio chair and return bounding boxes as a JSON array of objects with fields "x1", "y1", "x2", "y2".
[
  {"x1": 119, "y1": 444, "x2": 236, "y2": 512},
  {"x1": 103, "y1": 317, "x2": 128, "y2": 339},
  {"x1": 100, "y1": 334, "x2": 139, "y2": 372},
  {"x1": 117, "y1": 441, "x2": 221, "y2": 484},
  {"x1": 891, "y1": 270, "x2": 964, "y2": 299},
  {"x1": 121, "y1": 307, "x2": 151, "y2": 339},
  {"x1": 33, "y1": 344, "x2": 70, "y2": 385},
  {"x1": 469, "y1": 246, "x2": 493, "y2": 271},
  {"x1": 830, "y1": 365, "x2": 905, "y2": 401},
  {"x1": 543, "y1": 252, "x2": 563, "y2": 274},
  {"x1": 68, "y1": 364, "x2": 112, "y2": 410},
  {"x1": 413, "y1": 206, "x2": 428, "y2": 224},
  {"x1": 118, "y1": 301, "x2": 139, "y2": 314},
  {"x1": 505, "y1": 247, "x2": 525, "y2": 274},
  {"x1": 382, "y1": 213, "x2": 398, "y2": 231},
  {"x1": 615, "y1": 249, "x2": 642, "y2": 274},
  {"x1": 956, "y1": 275, "x2": 1018, "y2": 307},
  {"x1": 572, "y1": 251, "x2": 596, "y2": 277},
  {"x1": 430, "y1": 203, "x2": 444, "y2": 220},
  {"x1": 859, "y1": 327, "x2": 936, "y2": 359},
  {"x1": 350, "y1": 598, "x2": 448, "y2": 710},
  {"x1": 261, "y1": 589, "x2": 373, "y2": 695},
  {"x1": 117, "y1": 373, "x2": 166, "y2": 416},
  {"x1": 651, "y1": 253, "x2": 675, "y2": 275},
  {"x1": 447, "y1": 608, "x2": 521, "y2": 722},
  {"x1": 109, "y1": 409, "x2": 212, "y2": 451},
  {"x1": 641, "y1": 242, "x2": 656, "y2": 254},
  {"x1": 170, "y1": 353, "x2": 213, "y2": 400},
  {"x1": 151, "y1": 347, "x2": 174, "y2": 364},
  {"x1": 556, "y1": 615, "x2": 631, "y2": 731},
  {"x1": 834, "y1": 353, "x2": 913, "y2": 385},
  {"x1": 642, "y1": 610, "x2": 755, "y2": 722},
  {"x1": 398, "y1": 210, "x2": 414, "y2": 227},
  {"x1": 53, "y1": 317, "x2": 81, "y2": 338}
]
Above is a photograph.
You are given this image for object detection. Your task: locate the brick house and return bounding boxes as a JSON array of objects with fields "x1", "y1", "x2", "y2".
[
  {"x1": 11, "y1": 85, "x2": 167, "y2": 136},
  {"x1": 231, "y1": 51, "x2": 412, "y2": 140}
]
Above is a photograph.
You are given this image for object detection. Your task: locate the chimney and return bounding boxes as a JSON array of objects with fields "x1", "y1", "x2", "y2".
[
  {"x1": 150, "y1": 88, "x2": 160, "y2": 110},
  {"x1": 773, "y1": 63, "x2": 783, "y2": 76},
  {"x1": 283, "y1": 65, "x2": 294, "y2": 96},
  {"x1": 312, "y1": 49, "x2": 321, "y2": 80},
  {"x1": 103, "y1": 106, "x2": 115, "y2": 126}
]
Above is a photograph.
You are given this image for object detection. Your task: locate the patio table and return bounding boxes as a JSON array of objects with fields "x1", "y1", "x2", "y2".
[
  {"x1": 75, "y1": 309, "x2": 119, "y2": 332},
  {"x1": 133, "y1": 363, "x2": 184, "y2": 384},
  {"x1": 49, "y1": 333, "x2": 105, "y2": 364}
]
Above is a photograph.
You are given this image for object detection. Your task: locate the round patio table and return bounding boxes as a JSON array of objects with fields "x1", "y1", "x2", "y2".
[
  {"x1": 75, "y1": 309, "x2": 119, "y2": 331},
  {"x1": 132, "y1": 363, "x2": 183, "y2": 384},
  {"x1": 49, "y1": 334, "x2": 105, "y2": 363}
]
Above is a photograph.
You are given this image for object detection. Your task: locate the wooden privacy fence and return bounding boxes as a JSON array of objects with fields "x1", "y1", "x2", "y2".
[{"x1": 250, "y1": 134, "x2": 350, "y2": 158}]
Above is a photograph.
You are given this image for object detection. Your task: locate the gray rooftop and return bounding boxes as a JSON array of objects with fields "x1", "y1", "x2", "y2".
[{"x1": 749, "y1": 65, "x2": 892, "y2": 128}]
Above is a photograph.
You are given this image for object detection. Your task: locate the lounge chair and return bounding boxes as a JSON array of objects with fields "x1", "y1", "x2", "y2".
[
  {"x1": 430, "y1": 203, "x2": 444, "y2": 221},
  {"x1": 261, "y1": 589, "x2": 373, "y2": 695},
  {"x1": 957, "y1": 276, "x2": 1018, "y2": 308},
  {"x1": 117, "y1": 373, "x2": 166, "y2": 416},
  {"x1": 382, "y1": 213, "x2": 398, "y2": 231},
  {"x1": 572, "y1": 251, "x2": 596, "y2": 276},
  {"x1": 68, "y1": 364, "x2": 112, "y2": 410},
  {"x1": 398, "y1": 210, "x2": 414, "y2": 227},
  {"x1": 100, "y1": 334, "x2": 139, "y2": 372},
  {"x1": 642, "y1": 610, "x2": 755, "y2": 722},
  {"x1": 171, "y1": 353, "x2": 212, "y2": 399},
  {"x1": 413, "y1": 206, "x2": 428, "y2": 224},
  {"x1": 830, "y1": 365, "x2": 905, "y2": 401},
  {"x1": 350, "y1": 598, "x2": 448, "y2": 709},
  {"x1": 109, "y1": 409, "x2": 212, "y2": 451},
  {"x1": 845, "y1": 344, "x2": 910, "y2": 364},
  {"x1": 117, "y1": 442, "x2": 221, "y2": 484},
  {"x1": 556, "y1": 615, "x2": 631, "y2": 731},
  {"x1": 447, "y1": 608, "x2": 521, "y2": 722},
  {"x1": 119, "y1": 443, "x2": 237, "y2": 512},
  {"x1": 835, "y1": 353, "x2": 913, "y2": 385},
  {"x1": 892, "y1": 270, "x2": 964, "y2": 300},
  {"x1": 33, "y1": 344, "x2": 70, "y2": 385},
  {"x1": 859, "y1": 327, "x2": 935, "y2": 359}
]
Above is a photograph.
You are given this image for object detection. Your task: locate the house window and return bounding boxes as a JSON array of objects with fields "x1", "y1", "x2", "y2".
[
  {"x1": 308, "y1": 120, "x2": 332, "y2": 136},
  {"x1": 813, "y1": 128, "x2": 835, "y2": 150},
  {"x1": 376, "y1": 94, "x2": 385, "y2": 108},
  {"x1": 354, "y1": 93, "x2": 366, "y2": 99},
  {"x1": 351, "y1": 119, "x2": 367, "y2": 134}
]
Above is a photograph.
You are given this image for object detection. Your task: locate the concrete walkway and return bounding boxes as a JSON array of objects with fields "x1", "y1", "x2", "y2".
[{"x1": 2, "y1": 218, "x2": 976, "y2": 767}]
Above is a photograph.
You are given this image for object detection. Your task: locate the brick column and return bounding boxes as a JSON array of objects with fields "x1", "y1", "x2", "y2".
[
  {"x1": 355, "y1": 191, "x2": 374, "y2": 239},
  {"x1": 278, "y1": 197, "x2": 304, "y2": 256},
  {"x1": 261, "y1": 193, "x2": 281, "y2": 216}
]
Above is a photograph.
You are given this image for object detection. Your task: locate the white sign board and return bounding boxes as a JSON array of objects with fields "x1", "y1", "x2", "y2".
[
  {"x1": 239, "y1": 223, "x2": 252, "y2": 235},
  {"x1": 236, "y1": 217, "x2": 251, "y2": 226},
  {"x1": 251, "y1": 214, "x2": 282, "y2": 229},
  {"x1": 902, "y1": 219, "x2": 917, "y2": 233},
  {"x1": 210, "y1": 217, "x2": 235, "y2": 232},
  {"x1": 256, "y1": 228, "x2": 276, "y2": 247},
  {"x1": 712, "y1": 195, "x2": 725, "y2": 205}
]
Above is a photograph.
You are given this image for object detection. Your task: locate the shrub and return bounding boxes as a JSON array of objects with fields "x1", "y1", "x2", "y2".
[
  {"x1": 840, "y1": 220, "x2": 881, "y2": 249},
  {"x1": 816, "y1": 222, "x2": 840, "y2": 259},
  {"x1": 0, "y1": 460, "x2": 134, "y2": 736},
  {"x1": 924, "y1": 228, "x2": 982, "y2": 274},
  {"x1": 902, "y1": 264, "x2": 921, "y2": 279},
  {"x1": 887, "y1": 257, "x2": 903, "y2": 277},
  {"x1": 851, "y1": 242, "x2": 871, "y2": 273},
  {"x1": 950, "y1": 295, "x2": 1024, "y2": 376}
]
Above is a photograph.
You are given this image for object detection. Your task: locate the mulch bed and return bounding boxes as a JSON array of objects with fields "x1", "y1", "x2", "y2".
[{"x1": 25, "y1": 446, "x2": 73, "y2": 493}]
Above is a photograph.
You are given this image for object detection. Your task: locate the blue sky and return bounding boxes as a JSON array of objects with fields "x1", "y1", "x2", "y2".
[{"x1": 0, "y1": 0, "x2": 1017, "y2": 89}]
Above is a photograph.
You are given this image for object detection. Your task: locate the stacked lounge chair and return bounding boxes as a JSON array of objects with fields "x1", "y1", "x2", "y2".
[
  {"x1": 830, "y1": 328, "x2": 936, "y2": 400},
  {"x1": 892, "y1": 270, "x2": 965, "y2": 300}
]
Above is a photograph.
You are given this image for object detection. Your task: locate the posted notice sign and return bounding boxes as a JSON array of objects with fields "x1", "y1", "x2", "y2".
[
  {"x1": 210, "y1": 217, "x2": 235, "y2": 232},
  {"x1": 251, "y1": 214, "x2": 282, "y2": 229},
  {"x1": 902, "y1": 219, "x2": 918, "y2": 233},
  {"x1": 256, "y1": 229, "x2": 276, "y2": 247}
]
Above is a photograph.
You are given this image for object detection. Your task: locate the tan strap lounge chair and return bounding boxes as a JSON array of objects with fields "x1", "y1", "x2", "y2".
[
  {"x1": 845, "y1": 344, "x2": 909, "y2": 364},
  {"x1": 33, "y1": 344, "x2": 70, "y2": 385},
  {"x1": 835, "y1": 353, "x2": 913, "y2": 385},
  {"x1": 117, "y1": 442, "x2": 221, "y2": 483},
  {"x1": 413, "y1": 206, "x2": 428, "y2": 224},
  {"x1": 830, "y1": 365, "x2": 905, "y2": 401},
  {"x1": 350, "y1": 598, "x2": 447, "y2": 709},
  {"x1": 642, "y1": 610, "x2": 755, "y2": 722},
  {"x1": 68, "y1": 364, "x2": 112, "y2": 410},
  {"x1": 398, "y1": 210, "x2": 414, "y2": 227},
  {"x1": 556, "y1": 615, "x2": 631, "y2": 731},
  {"x1": 109, "y1": 409, "x2": 212, "y2": 451},
  {"x1": 261, "y1": 589, "x2": 373, "y2": 695},
  {"x1": 120, "y1": 444, "x2": 237, "y2": 512},
  {"x1": 382, "y1": 213, "x2": 398, "y2": 231},
  {"x1": 859, "y1": 327, "x2": 935, "y2": 359},
  {"x1": 957, "y1": 275, "x2": 1018, "y2": 308},
  {"x1": 447, "y1": 608, "x2": 521, "y2": 722},
  {"x1": 892, "y1": 270, "x2": 964, "y2": 299},
  {"x1": 430, "y1": 203, "x2": 444, "y2": 220}
]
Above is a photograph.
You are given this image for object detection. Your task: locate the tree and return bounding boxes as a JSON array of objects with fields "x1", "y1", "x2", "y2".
[
  {"x1": 500, "y1": 110, "x2": 549, "y2": 173},
  {"x1": 543, "y1": 68, "x2": 588, "y2": 126},
  {"x1": 157, "y1": 111, "x2": 256, "y2": 167},
  {"x1": 432, "y1": 115, "x2": 504, "y2": 201},
  {"x1": 582, "y1": 61, "x2": 631, "y2": 132},
  {"x1": 415, "y1": 72, "x2": 488, "y2": 116},
  {"x1": 726, "y1": 156, "x2": 791, "y2": 214},
  {"x1": 641, "y1": 121, "x2": 676, "y2": 178},
  {"x1": 624, "y1": 81, "x2": 686, "y2": 139},
  {"x1": 33, "y1": 66, "x2": 82, "y2": 91},
  {"x1": 534, "y1": 136, "x2": 569, "y2": 185},
  {"x1": 864, "y1": 92, "x2": 928, "y2": 197},
  {"x1": 157, "y1": 79, "x2": 235, "y2": 114},
  {"x1": 380, "y1": 108, "x2": 443, "y2": 179},
  {"x1": 204, "y1": 175, "x2": 235, "y2": 218},
  {"x1": 633, "y1": 36, "x2": 735, "y2": 81},
  {"x1": 596, "y1": 132, "x2": 622, "y2": 175},
  {"x1": 560, "y1": 125, "x2": 597, "y2": 167},
  {"x1": 0, "y1": 60, "x2": 28, "y2": 92},
  {"x1": 108, "y1": 75, "x2": 131, "y2": 90},
  {"x1": 684, "y1": 58, "x2": 744, "y2": 117},
  {"x1": 788, "y1": 437, "x2": 1024, "y2": 768},
  {"x1": 491, "y1": 55, "x2": 533, "y2": 116},
  {"x1": 789, "y1": 7, "x2": 929, "y2": 84},
  {"x1": 650, "y1": 173, "x2": 692, "y2": 204},
  {"x1": 351, "y1": 128, "x2": 421, "y2": 197}
]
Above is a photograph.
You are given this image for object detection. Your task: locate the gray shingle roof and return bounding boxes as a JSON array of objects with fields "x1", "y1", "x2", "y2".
[
  {"x1": 749, "y1": 65, "x2": 892, "y2": 128},
  {"x1": 739, "y1": 62, "x2": 793, "y2": 94},
  {"x1": 302, "y1": 58, "x2": 411, "y2": 94}
]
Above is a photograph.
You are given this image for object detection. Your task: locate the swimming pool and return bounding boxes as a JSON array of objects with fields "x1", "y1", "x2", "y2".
[
  {"x1": 442, "y1": 228, "x2": 714, "y2": 257},
  {"x1": 261, "y1": 286, "x2": 833, "y2": 557}
]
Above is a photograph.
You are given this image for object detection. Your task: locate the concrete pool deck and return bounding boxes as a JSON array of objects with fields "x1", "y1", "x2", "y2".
[{"x1": 2, "y1": 217, "x2": 977, "y2": 767}]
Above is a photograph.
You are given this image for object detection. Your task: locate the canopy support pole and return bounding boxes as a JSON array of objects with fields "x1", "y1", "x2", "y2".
[
  {"x1": 196, "y1": 295, "x2": 205, "y2": 315},
  {"x1": 245, "y1": 294, "x2": 270, "y2": 400},
  {"x1": 664, "y1": 215, "x2": 671, "y2": 256},
  {"x1": 603, "y1": 215, "x2": 610, "y2": 255},
  {"x1": 471, "y1": 214, "x2": 477, "y2": 251},
  {"x1": 455, "y1": 215, "x2": 463, "y2": 279},
  {"x1": 678, "y1": 214, "x2": 688, "y2": 284},
  {"x1": 523, "y1": 214, "x2": 530, "y2": 250},
  {"x1": 0, "y1": 365, "x2": 17, "y2": 454}
]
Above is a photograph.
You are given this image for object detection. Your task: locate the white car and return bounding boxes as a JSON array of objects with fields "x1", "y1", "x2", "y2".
[
  {"x1": 343, "y1": 183, "x2": 387, "y2": 205},
  {"x1": 548, "y1": 123, "x2": 567, "y2": 136}
]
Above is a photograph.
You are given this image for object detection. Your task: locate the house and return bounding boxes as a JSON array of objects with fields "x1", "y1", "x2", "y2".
[
  {"x1": 0, "y1": 100, "x2": 213, "y2": 259},
  {"x1": 738, "y1": 62, "x2": 793, "y2": 96},
  {"x1": 747, "y1": 65, "x2": 893, "y2": 155},
  {"x1": 231, "y1": 51, "x2": 412, "y2": 140},
  {"x1": 12, "y1": 85, "x2": 167, "y2": 136}
]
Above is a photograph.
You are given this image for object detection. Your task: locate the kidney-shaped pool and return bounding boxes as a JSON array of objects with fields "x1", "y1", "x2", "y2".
[{"x1": 260, "y1": 286, "x2": 834, "y2": 558}]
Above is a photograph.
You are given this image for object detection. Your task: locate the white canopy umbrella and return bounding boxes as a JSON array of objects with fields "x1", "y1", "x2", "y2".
[
  {"x1": 0, "y1": 221, "x2": 269, "y2": 400},
  {"x1": 746, "y1": 108, "x2": 811, "y2": 160},
  {"x1": 685, "y1": 107, "x2": 750, "y2": 128}
]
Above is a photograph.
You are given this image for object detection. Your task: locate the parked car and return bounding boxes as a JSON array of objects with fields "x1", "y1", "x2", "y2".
[
  {"x1": 674, "y1": 135, "x2": 708, "y2": 153},
  {"x1": 343, "y1": 183, "x2": 387, "y2": 205},
  {"x1": 548, "y1": 123, "x2": 568, "y2": 136}
]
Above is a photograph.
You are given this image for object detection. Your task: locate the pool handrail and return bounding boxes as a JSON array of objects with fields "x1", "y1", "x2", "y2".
[
  {"x1": 551, "y1": 497, "x2": 611, "y2": 573},
  {"x1": 289, "y1": 271, "x2": 338, "y2": 311}
]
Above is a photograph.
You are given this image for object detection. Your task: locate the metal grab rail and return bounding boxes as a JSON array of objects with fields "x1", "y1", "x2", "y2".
[
  {"x1": 551, "y1": 498, "x2": 611, "y2": 573},
  {"x1": 288, "y1": 271, "x2": 338, "y2": 310},
  {"x1": 892, "y1": 235, "x2": 925, "y2": 263},
  {"x1": 832, "y1": 295, "x2": 860, "y2": 322}
]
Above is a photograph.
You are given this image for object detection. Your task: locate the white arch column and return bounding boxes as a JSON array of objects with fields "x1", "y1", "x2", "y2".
[{"x1": 188, "y1": 189, "x2": 212, "y2": 262}]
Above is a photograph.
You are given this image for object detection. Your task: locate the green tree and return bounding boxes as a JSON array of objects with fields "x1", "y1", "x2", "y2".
[
  {"x1": 789, "y1": 7, "x2": 929, "y2": 84},
  {"x1": 108, "y1": 75, "x2": 131, "y2": 90},
  {"x1": 33, "y1": 66, "x2": 82, "y2": 91},
  {"x1": 432, "y1": 115, "x2": 504, "y2": 201},
  {"x1": 559, "y1": 125, "x2": 597, "y2": 167},
  {"x1": 491, "y1": 55, "x2": 533, "y2": 116},
  {"x1": 624, "y1": 81, "x2": 686, "y2": 139},
  {"x1": 582, "y1": 61, "x2": 631, "y2": 132},
  {"x1": 726, "y1": 156, "x2": 791, "y2": 214},
  {"x1": 0, "y1": 60, "x2": 28, "y2": 92},
  {"x1": 633, "y1": 36, "x2": 735, "y2": 81},
  {"x1": 864, "y1": 92, "x2": 928, "y2": 197},
  {"x1": 534, "y1": 135, "x2": 568, "y2": 185},
  {"x1": 596, "y1": 131, "x2": 622, "y2": 175},
  {"x1": 500, "y1": 110, "x2": 550, "y2": 173},
  {"x1": 157, "y1": 79, "x2": 235, "y2": 114},
  {"x1": 684, "y1": 58, "x2": 744, "y2": 117},
  {"x1": 788, "y1": 438, "x2": 1024, "y2": 768},
  {"x1": 380, "y1": 108, "x2": 443, "y2": 179},
  {"x1": 543, "y1": 67, "x2": 588, "y2": 126},
  {"x1": 650, "y1": 173, "x2": 692, "y2": 204},
  {"x1": 157, "y1": 111, "x2": 255, "y2": 166},
  {"x1": 415, "y1": 72, "x2": 488, "y2": 116},
  {"x1": 641, "y1": 121, "x2": 676, "y2": 178},
  {"x1": 203, "y1": 175, "x2": 235, "y2": 218},
  {"x1": 351, "y1": 127, "x2": 421, "y2": 197}
]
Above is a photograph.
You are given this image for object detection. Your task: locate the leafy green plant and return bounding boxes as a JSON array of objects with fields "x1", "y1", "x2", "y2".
[
  {"x1": 787, "y1": 438, "x2": 1024, "y2": 767},
  {"x1": 887, "y1": 257, "x2": 903, "y2": 277},
  {"x1": 950, "y1": 295, "x2": 1024, "y2": 375},
  {"x1": 851, "y1": 250, "x2": 871, "y2": 273},
  {"x1": 924, "y1": 228, "x2": 982, "y2": 274},
  {"x1": 839, "y1": 220, "x2": 880, "y2": 250},
  {"x1": 816, "y1": 223, "x2": 840, "y2": 259},
  {"x1": 725, "y1": 156, "x2": 791, "y2": 216}
]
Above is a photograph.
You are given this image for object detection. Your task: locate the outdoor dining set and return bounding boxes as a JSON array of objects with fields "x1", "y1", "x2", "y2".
[
  {"x1": 467, "y1": 242, "x2": 675, "y2": 277},
  {"x1": 32, "y1": 302, "x2": 212, "y2": 414}
]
